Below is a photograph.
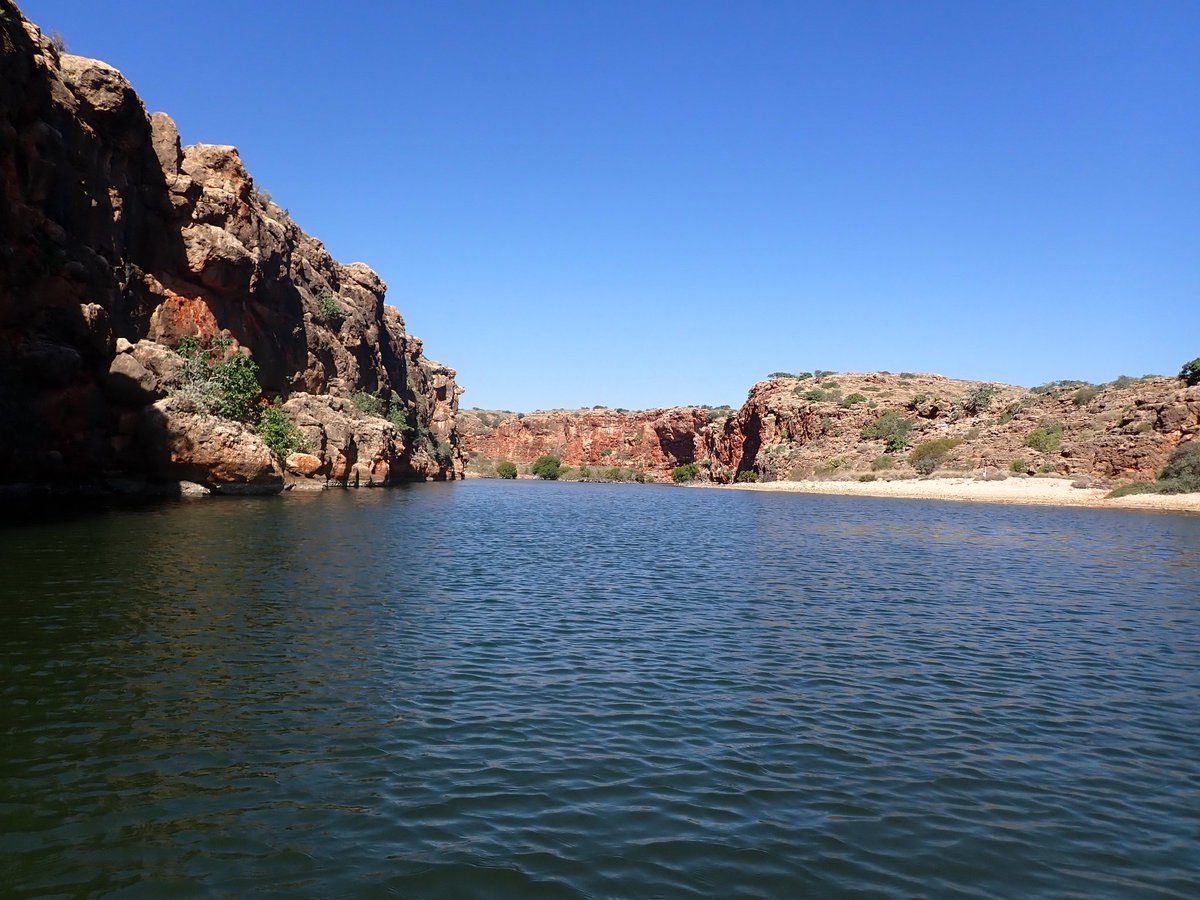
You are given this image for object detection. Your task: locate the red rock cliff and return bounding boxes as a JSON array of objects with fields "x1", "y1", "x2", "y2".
[{"x1": 0, "y1": 1, "x2": 463, "y2": 492}]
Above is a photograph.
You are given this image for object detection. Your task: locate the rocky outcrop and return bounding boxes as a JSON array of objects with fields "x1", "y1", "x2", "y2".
[
  {"x1": 0, "y1": 1, "x2": 463, "y2": 493},
  {"x1": 463, "y1": 373, "x2": 1199, "y2": 486},
  {"x1": 458, "y1": 406, "x2": 727, "y2": 480}
]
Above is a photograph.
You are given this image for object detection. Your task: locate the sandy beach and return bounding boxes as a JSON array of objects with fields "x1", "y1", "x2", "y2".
[{"x1": 718, "y1": 475, "x2": 1200, "y2": 513}]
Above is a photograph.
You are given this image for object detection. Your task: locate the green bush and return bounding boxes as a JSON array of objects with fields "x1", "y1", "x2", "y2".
[
  {"x1": 736, "y1": 470, "x2": 758, "y2": 483},
  {"x1": 1180, "y1": 358, "x2": 1200, "y2": 387},
  {"x1": 828, "y1": 456, "x2": 847, "y2": 469},
  {"x1": 170, "y1": 337, "x2": 262, "y2": 423},
  {"x1": 908, "y1": 438, "x2": 962, "y2": 473},
  {"x1": 671, "y1": 462, "x2": 700, "y2": 483},
  {"x1": 1025, "y1": 424, "x2": 1064, "y2": 452},
  {"x1": 1160, "y1": 442, "x2": 1200, "y2": 483},
  {"x1": 605, "y1": 466, "x2": 627, "y2": 481},
  {"x1": 798, "y1": 388, "x2": 826, "y2": 402},
  {"x1": 532, "y1": 454, "x2": 563, "y2": 480},
  {"x1": 840, "y1": 393, "x2": 867, "y2": 408},
  {"x1": 769, "y1": 372, "x2": 795, "y2": 379},
  {"x1": 388, "y1": 405, "x2": 410, "y2": 431},
  {"x1": 1009, "y1": 458, "x2": 1026, "y2": 473},
  {"x1": 959, "y1": 384, "x2": 996, "y2": 415},
  {"x1": 858, "y1": 474, "x2": 877, "y2": 482},
  {"x1": 316, "y1": 290, "x2": 341, "y2": 321},
  {"x1": 871, "y1": 455, "x2": 893, "y2": 471},
  {"x1": 255, "y1": 403, "x2": 308, "y2": 456},
  {"x1": 495, "y1": 460, "x2": 518, "y2": 479},
  {"x1": 351, "y1": 391, "x2": 385, "y2": 416},
  {"x1": 1072, "y1": 384, "x2": 1101, "y2": 407},
  {"x1": 861, "y1": 411, "x2": 914, "y2": 451},
  {"x1": 795, "y1": 372, "x2": 812, "y2": 380}
]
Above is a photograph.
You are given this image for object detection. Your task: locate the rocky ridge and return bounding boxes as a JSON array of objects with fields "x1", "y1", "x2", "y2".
[
  {"x1": 462, "y1": 371, "x2": 1199, "y2": 486},
  {"x1": 0, "y1": 1, "x2": 463, "y2": 493}
]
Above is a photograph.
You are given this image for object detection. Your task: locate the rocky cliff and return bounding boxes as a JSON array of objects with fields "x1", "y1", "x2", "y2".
[
  {"x1": 463, "y1": 372, "x2": 1199, "y2": 486},
  {"x1": 458, "y1": 406, "x2": 727, "y2": 480},
  {"x1": 0, "y1": 1, "x2": 463, "y2": 493}
]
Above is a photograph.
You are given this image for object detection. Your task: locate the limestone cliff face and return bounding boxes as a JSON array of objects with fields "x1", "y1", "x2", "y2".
[
  {"x1": 463, "y1": 373, "x2": 1198, "y2": 486},
  {"x1": 0, "y1": 1, "x2": 462, "y2": 491},
  {"x1": 725, "y1": 373, "x2": 1198, "y2": 483},
  {"x1": 458, "y1": 407, "x2": 725, "y2": 480}
]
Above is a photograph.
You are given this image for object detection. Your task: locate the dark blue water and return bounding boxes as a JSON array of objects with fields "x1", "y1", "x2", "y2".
[{"x1": 2, "y1": 481, "x2": 1198, "y2": 897}]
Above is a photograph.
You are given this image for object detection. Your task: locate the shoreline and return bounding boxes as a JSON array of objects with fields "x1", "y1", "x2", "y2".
[{"x1": 713, "y1": 475, "x2": 1200, "y2": 513}]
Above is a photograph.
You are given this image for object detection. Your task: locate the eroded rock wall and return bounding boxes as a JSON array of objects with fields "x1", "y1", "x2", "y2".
[
  {"x1": 0, "y1": 1, "x2": 462, "y2": 491},
  {"x1": 462, "y1": 373, "x2": 1198, "y2": 485}
]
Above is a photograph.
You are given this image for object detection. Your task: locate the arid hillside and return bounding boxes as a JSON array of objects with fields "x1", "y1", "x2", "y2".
[{"x1": 462, "y1": 370, "x2": 1199, "y2": 486}]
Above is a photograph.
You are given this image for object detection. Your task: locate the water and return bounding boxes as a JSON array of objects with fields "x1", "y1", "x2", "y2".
[{"x1": 2, "y1": 481, "x2": 1198, "y2": 897}]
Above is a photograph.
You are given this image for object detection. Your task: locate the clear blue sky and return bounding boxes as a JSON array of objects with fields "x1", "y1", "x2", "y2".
[{"x1": 21, "y1": 1, "x2": 1200, "y2": 410}]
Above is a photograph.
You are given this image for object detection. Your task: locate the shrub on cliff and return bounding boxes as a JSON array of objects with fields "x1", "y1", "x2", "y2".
[
  {"x1": 736, "y1": 470, "x2": 758, "y2": 482},
  {"x1": 1180, "y1": 358, "x2": 1200, "y2": 387},
  {"x1": 1025, "y1": 424, "x2": 1064, "y2": 453},
  {"x1": 495, "y1": 460, "x2": 518, "y2": 479},
  {"x1": 532, "y1": 454, "x2": 563, "y2": 480},
  {"x1": 958, "y1": 384, "x2": 996, "y2": 416},
  {"x1": 908, "y1": 438, "x2": 962, "y2": 473},
  {"x1": 861, "y1": 411, "x2": 913, "y2": 451},
  {"x1": 840, "y1": 393, "x2": 867, "y2": 408},
  {"x1": 671, "y1": 463, "x2": 699, "y2": 483},
  {"x1": 170, "y1": 336, "x2": 262, "y2": 423},
  {"x1": 255, "y1": 403, "x2": 308, "y2": 456}
]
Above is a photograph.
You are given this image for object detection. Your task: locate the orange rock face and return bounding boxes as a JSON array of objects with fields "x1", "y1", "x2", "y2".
[
  {"x1": 459, "y1": 407, "x2": 723, "y2": 480},
  {"x1": 462, "y1": 373, "x2": 1200, "y2": 487}
]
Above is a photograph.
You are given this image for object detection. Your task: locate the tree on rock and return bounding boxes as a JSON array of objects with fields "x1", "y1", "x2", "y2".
[
  {"x1": 495, "y1": 460, "x2": 518, "y2": 479},
  {"x1": 1180, "y1": 357, "x2": 1200, "y2": 387},
  {"x1": 531, "y1": 455, "x2": 563, "y2": 480}
]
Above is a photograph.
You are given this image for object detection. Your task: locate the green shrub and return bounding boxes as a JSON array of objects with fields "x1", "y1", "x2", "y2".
[
  {"x1": 1072, "y1": 384, "x2": 1101, "y2": 407},
  {"x1": 1038, "y1": 463, "x2": 1057, "y2": 473},
  {"x1": 352, "y1": 391, "x2": 385, "y2": 416},
  {"x1": 871, "y1": 455, "x2": 893, "y2": 471},
  {"x1": 1009, "y1": 458, "x2": 1026, "y2": 473},
  {"x1": 959, "y1": 384, "x2": 996, "y2": 415},
  {"x1": 858, "y1": 474, "x2": 877, "y2": 482},
  {"x1": 671, "y1": 462, "x2": 700, "y2": 483},
  {"x1": 1180, "y1": 358, "x2": 1200, "y2": 387},
  {"x1": 828, "y1": 456, "x2": 847, "y2": 469},
  {"x1": 795, "y1": 372, "x2": 812, "y2": 380},
  {"x1": 1110, "y1": 375, "x2": 1136, "y2": 389},
  {"x1": 769, "y1": 372, "x2": 795, "y2": 379},
  {"x1": 799, "y1": 389, "x2": 826, "y2": 402},
  {"x1": 861, "y1": 411, "x2": 914, "y2": 451},
  {"x1": 1160, "y1": 442, "x2": 1200, "y2": 483},
  {"x1": 736, "y1": 470, "x2": 758, "y2": 483},
  {"x1": 1025, "y1": 424, "x2": 1064, "y2": 452},
  {"x1": 388, "y1": 405, "x2": 410, "y2": 431},
  {"x1": 495, "y1": 460, "x2": 518, "y2": 479},
  {"x1": 255, "y1": 403, "x2": 308, "y2": 456},
  {"x1": 820, "y1": 381, "x2": 839, "y2": 389},
  {"x1": 170, "y1": 337, "x2": 263, "y2": 423},
  {"x1": 605, "y1": 466, "x2": 628, "y2": 481},
  {"x1": 908, "y1": 438, "x2": 962, "y2": 473},
  {"x1": 600, "y1": 447, "x2": 613, "y2": 456},
  {"x1": 532, "y1": 454, "x2": 563, "y2": 479},
  {"x1": 840, "y1": 393, "x2": 867, "y2": 408},
  {"x1": 1107, "y1": 481, "x2": 1159, "y2": 498},
  {"x1": 316, "y1": 290, "x2": 341, "y2": 321}
]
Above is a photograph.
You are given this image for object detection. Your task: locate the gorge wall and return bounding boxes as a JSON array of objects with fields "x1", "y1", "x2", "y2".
[
  {"x1": 0, "y1": 1, "x2": 463, "y2": 494},
  {"x1": 462, "y1": 371, "x2": 1199, "y2": 485}
]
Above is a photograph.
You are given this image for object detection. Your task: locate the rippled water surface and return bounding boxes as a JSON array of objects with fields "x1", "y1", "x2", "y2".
[{"x1": 2, "y1": 481, "x2": 1199, "y2": 897}]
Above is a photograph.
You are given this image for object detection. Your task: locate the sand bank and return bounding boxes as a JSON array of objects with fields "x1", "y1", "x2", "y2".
[{"x1": 717, "y1": 476, "x2": 1200, "y2": 513}]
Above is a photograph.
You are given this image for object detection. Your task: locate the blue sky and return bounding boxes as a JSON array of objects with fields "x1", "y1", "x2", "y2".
[{"x1": 22, "y1": 0, "x2": 1199, "y2": 410}]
